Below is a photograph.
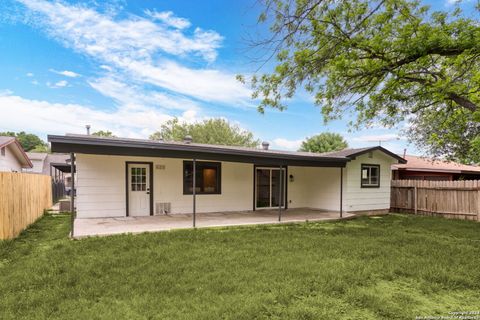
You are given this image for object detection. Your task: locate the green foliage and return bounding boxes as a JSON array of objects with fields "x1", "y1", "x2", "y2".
[
  {"x1": 408, "y1": 106, "x2": 480, "y2": 163},
  {"x1": 29, "y1": 144, "x2": 50, "y2": 153},
  {"x1": 299, "y1": 132, "x2": 348, "y2": 153},
  {"x1": 92, "y1": 130, "x2": 116, "y2": 137},
  {"x1": 1, "y1": 214, "x2": 480, "y2": 319},
  {"x1": 245, "y1": 0, "x2": 480, "y2": 162},
  {"x1": 150, "y1": 118, "x2": 260, "y2": 147},
  {"x1": 0, "y1": 131, "x2": 47, "y2": 152}
]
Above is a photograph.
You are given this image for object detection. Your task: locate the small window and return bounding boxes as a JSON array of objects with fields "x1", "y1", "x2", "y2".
[
  {"x1": 131, "y1": 167, "x2": 147, "y2": 191},
  {"x1": 361, "y1": 164, "x2": 380, "y2": 188},
  {"x1": 1, "y1": 147, "x2": 5, "y2": 156},
  {"x1": 183, "y1": 161, "x2": 221, "y2": 194}
]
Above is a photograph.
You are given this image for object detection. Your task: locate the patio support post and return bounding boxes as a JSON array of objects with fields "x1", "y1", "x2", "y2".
[
  {"x1": 340, "y1": 167, "x2": 343, "y2": 218},
  {"x1": 70, "y1": 152, "x2": 75, "y2": 237},
  {"x1": 278, "y1": 164, "x2": 283, "y2": 222},
  {"x1": 193, "y1": 158, "x2": 196, "y2": 228}
]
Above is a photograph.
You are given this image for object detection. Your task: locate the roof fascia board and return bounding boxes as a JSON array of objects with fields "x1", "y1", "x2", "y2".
[{"x1": 49, "y1": 138, "x2": 347, "y2": 167}]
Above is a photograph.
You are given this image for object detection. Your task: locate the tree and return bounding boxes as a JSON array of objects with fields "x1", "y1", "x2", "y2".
[
  {"x1": 0, "y1": 131, "x2": 47, "y2": 152},
  {"x1": 299, "y1": 133, "x2": 348, "y2": 153},
  {"x1": 240, "y1": 0, "x2": 480, "y2": 163},
  {"x1": 30, "y1": 144, "x2": 51, "y2": 153},
  {"x1": 92, "y1": 130, "x2": 116, "y2": 137},
  {"x1": 149, "y1": 118, "x2": 260, "y2": 147}
]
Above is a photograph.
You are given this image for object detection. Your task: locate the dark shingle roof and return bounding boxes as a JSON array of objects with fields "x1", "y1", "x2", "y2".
[
  {"x1": 321, "y1": 146, "x2": 407, "y2": 163},
  {"x1": 48, "y1": 134, "x2": 406, "y2": 166}
]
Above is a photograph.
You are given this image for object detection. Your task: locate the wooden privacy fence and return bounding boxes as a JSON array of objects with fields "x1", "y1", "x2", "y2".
[
  {"x1": 391, "y1": 179, "x2": 480, "y2": 221},
  {"x1": 0, "y1": 172, "x2": 52, "y2": 240}
]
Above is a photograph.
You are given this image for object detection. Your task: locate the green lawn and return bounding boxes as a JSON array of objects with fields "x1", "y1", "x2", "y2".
[{"x1": 1, "y1": 214, "x2": 479, "y2": 320}]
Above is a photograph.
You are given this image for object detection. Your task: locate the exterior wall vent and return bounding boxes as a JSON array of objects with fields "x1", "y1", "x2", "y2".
[{"x1": 155, "y1": 202, "x2": 171, "y2": 215}]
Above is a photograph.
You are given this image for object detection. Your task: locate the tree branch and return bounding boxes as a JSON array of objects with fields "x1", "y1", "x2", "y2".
[{"x1": 447, "y1": 93, "x2": 479, "y2": 112}]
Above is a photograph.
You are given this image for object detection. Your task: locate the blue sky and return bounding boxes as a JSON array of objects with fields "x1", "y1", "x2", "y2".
[{"x1": 0, "y1": 0, "x2": 475, "y2": 153}]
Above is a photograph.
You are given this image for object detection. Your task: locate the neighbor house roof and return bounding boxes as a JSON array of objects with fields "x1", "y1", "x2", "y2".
[
  {"x1": 0, "y1": 136, "x2": 33, "y2": 168},
  {"x1": 26, "y1": 152, "x2": 48, "y2": 161},
  {"x1": 26, "y1": 152, "x2": 71, "y2": 174},
  {"x1": 48, "y1": 134, "x2": 406, "y2": 167},
  {"x1": 392, "y1": 155, "x2": 480, "y2": 174}
]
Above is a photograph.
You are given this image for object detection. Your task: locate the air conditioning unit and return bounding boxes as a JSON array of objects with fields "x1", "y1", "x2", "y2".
[{"x1": 155, "y1": 202, "x2": 171, "y2": 215}]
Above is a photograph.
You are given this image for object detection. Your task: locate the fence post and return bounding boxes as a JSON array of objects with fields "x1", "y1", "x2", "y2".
[
  {"x1": 414, "y1": 185, "x2": 418, "y2": 214},
  {"x1": 478, "y1": 188, "x2": 480, "y2": 222}
]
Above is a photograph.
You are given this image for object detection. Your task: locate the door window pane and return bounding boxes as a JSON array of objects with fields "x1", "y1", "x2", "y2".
[
  {"x1": 271, "y1": 169, "x2": 286, "y2": 207},
  {"x1": 256, "y1": 169, "x2": 271, "y2": 208},
  {"x1": 131, "y1": 166, "x2": 147, "y2": 191},
  {"x1": 256, "y1": 168, "x2": 285, "y2": 208}
]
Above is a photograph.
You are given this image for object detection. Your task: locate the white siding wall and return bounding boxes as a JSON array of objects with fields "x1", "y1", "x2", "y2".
[
  {"x1": 288, "y1": 166, "x2": 343, "y2": 211},
  {"x1": 75, "y1": 154, "x2": 253, "y2": 218},
  {"x1": 343, "y1": 150, "x2": 395, "y2": 212},
  {"x1": 76, "y1": 151, "x2": 396, "y2": 218},
  {"x1": 0, "y1": 145, "x2": 23, "y2": 172}
]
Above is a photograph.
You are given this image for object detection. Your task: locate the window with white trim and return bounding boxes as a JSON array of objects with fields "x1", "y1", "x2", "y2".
[{"x1": 361, "y1": 164, "x2": 380, "y2": 187}]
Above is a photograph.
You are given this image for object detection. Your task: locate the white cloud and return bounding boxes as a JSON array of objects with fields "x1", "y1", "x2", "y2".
[
  {"x1": 47, "y1": 80, "x2": 68, "y2": 88},
  {"x1": 272, "y1": 138, "x2": 303, "y2": 151},
  {"x1": 124, "y1": 60, "x2": 251, "y2": 104},
  {"x1": 351, "y1": 133, "x2": 402, "y2": 143},
  {"x1": 0, "y1": 93, "x2": 199, "y2": 139},
  {"x1": 145, "y1": 10, "x2": 191, "y2": 29},
  {"x1": 445, "y1": 0, "x2": 466, "y2": 4},
  {"x1": 49, "y1": 69, "x2": 81, "y2": 77},
  {"x1": 19, "y1": 0, "x2": 222, "y2": 62},
  {"x1": 88, "y1": 76, "x2": 200, "y2": 111},
  {"x1": 16, "y1": 0, "x2": 250, "y2": 104},
  {"x1": 26, "y1": 72, "x2": 34, "y2": 77}
]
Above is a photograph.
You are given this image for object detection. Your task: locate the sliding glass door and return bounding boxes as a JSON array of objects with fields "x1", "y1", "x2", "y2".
[{"x1": 255, "y1": 168, "x2": 286, "y2": 209}]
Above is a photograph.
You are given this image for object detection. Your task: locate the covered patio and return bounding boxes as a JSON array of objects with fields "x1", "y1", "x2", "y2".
[{"x1": 73, "y1": 208, "x2": 355, "y2": 238}]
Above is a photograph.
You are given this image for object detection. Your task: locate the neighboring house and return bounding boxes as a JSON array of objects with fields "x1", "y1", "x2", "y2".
[
  {"x1": 48, "y1": 134, "x2": 406, "y2": 219},
  {"x1": 25, "y1": 152, "x2": 48, "y2": 173},
  {"x1": 24, "y1": 152, "x2": 72, "y2": 201},
  {"x1": 24, "y1": 152, "x2": 70, "y2": 176},
  {"x1": 0, "y1": 136, "x2": 32, "y2": 172},
  {"x1": 392, "y1": 155, "x2": 480, "y2": 181}
]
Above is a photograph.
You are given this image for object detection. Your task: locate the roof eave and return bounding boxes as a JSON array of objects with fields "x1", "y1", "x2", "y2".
[
  {"x1": 346, "y1": 146, "x2": 407, "y2": 164},
  {"x1": 48, "y1": 135, "x2": 348, "y2": 167}
]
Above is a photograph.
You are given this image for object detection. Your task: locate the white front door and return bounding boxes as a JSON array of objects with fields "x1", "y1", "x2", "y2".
[{"x1": 128, "y1": 163, "x2": 151, "y2": 216}]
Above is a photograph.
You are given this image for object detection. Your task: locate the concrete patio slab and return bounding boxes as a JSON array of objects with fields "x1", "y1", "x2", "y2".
[{"x1": 73, "y1": 208, "x2": 355, "y2": 238}]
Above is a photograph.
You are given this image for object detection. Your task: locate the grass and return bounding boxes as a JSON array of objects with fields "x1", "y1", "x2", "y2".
[{"x1": 1, "y1": 214, "x2": 480, "y2": 319}]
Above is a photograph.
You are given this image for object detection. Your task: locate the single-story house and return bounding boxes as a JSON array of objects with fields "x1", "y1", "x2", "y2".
[
  {"x1": 392, "y1": 155, "x2": 480, "y2": 181},
  {"x1": 0, "y1": 136, "x2": 32, "y2": 172},
  {"x1": 49, "y1": 134, "x2": 406, "y2": 222}
]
